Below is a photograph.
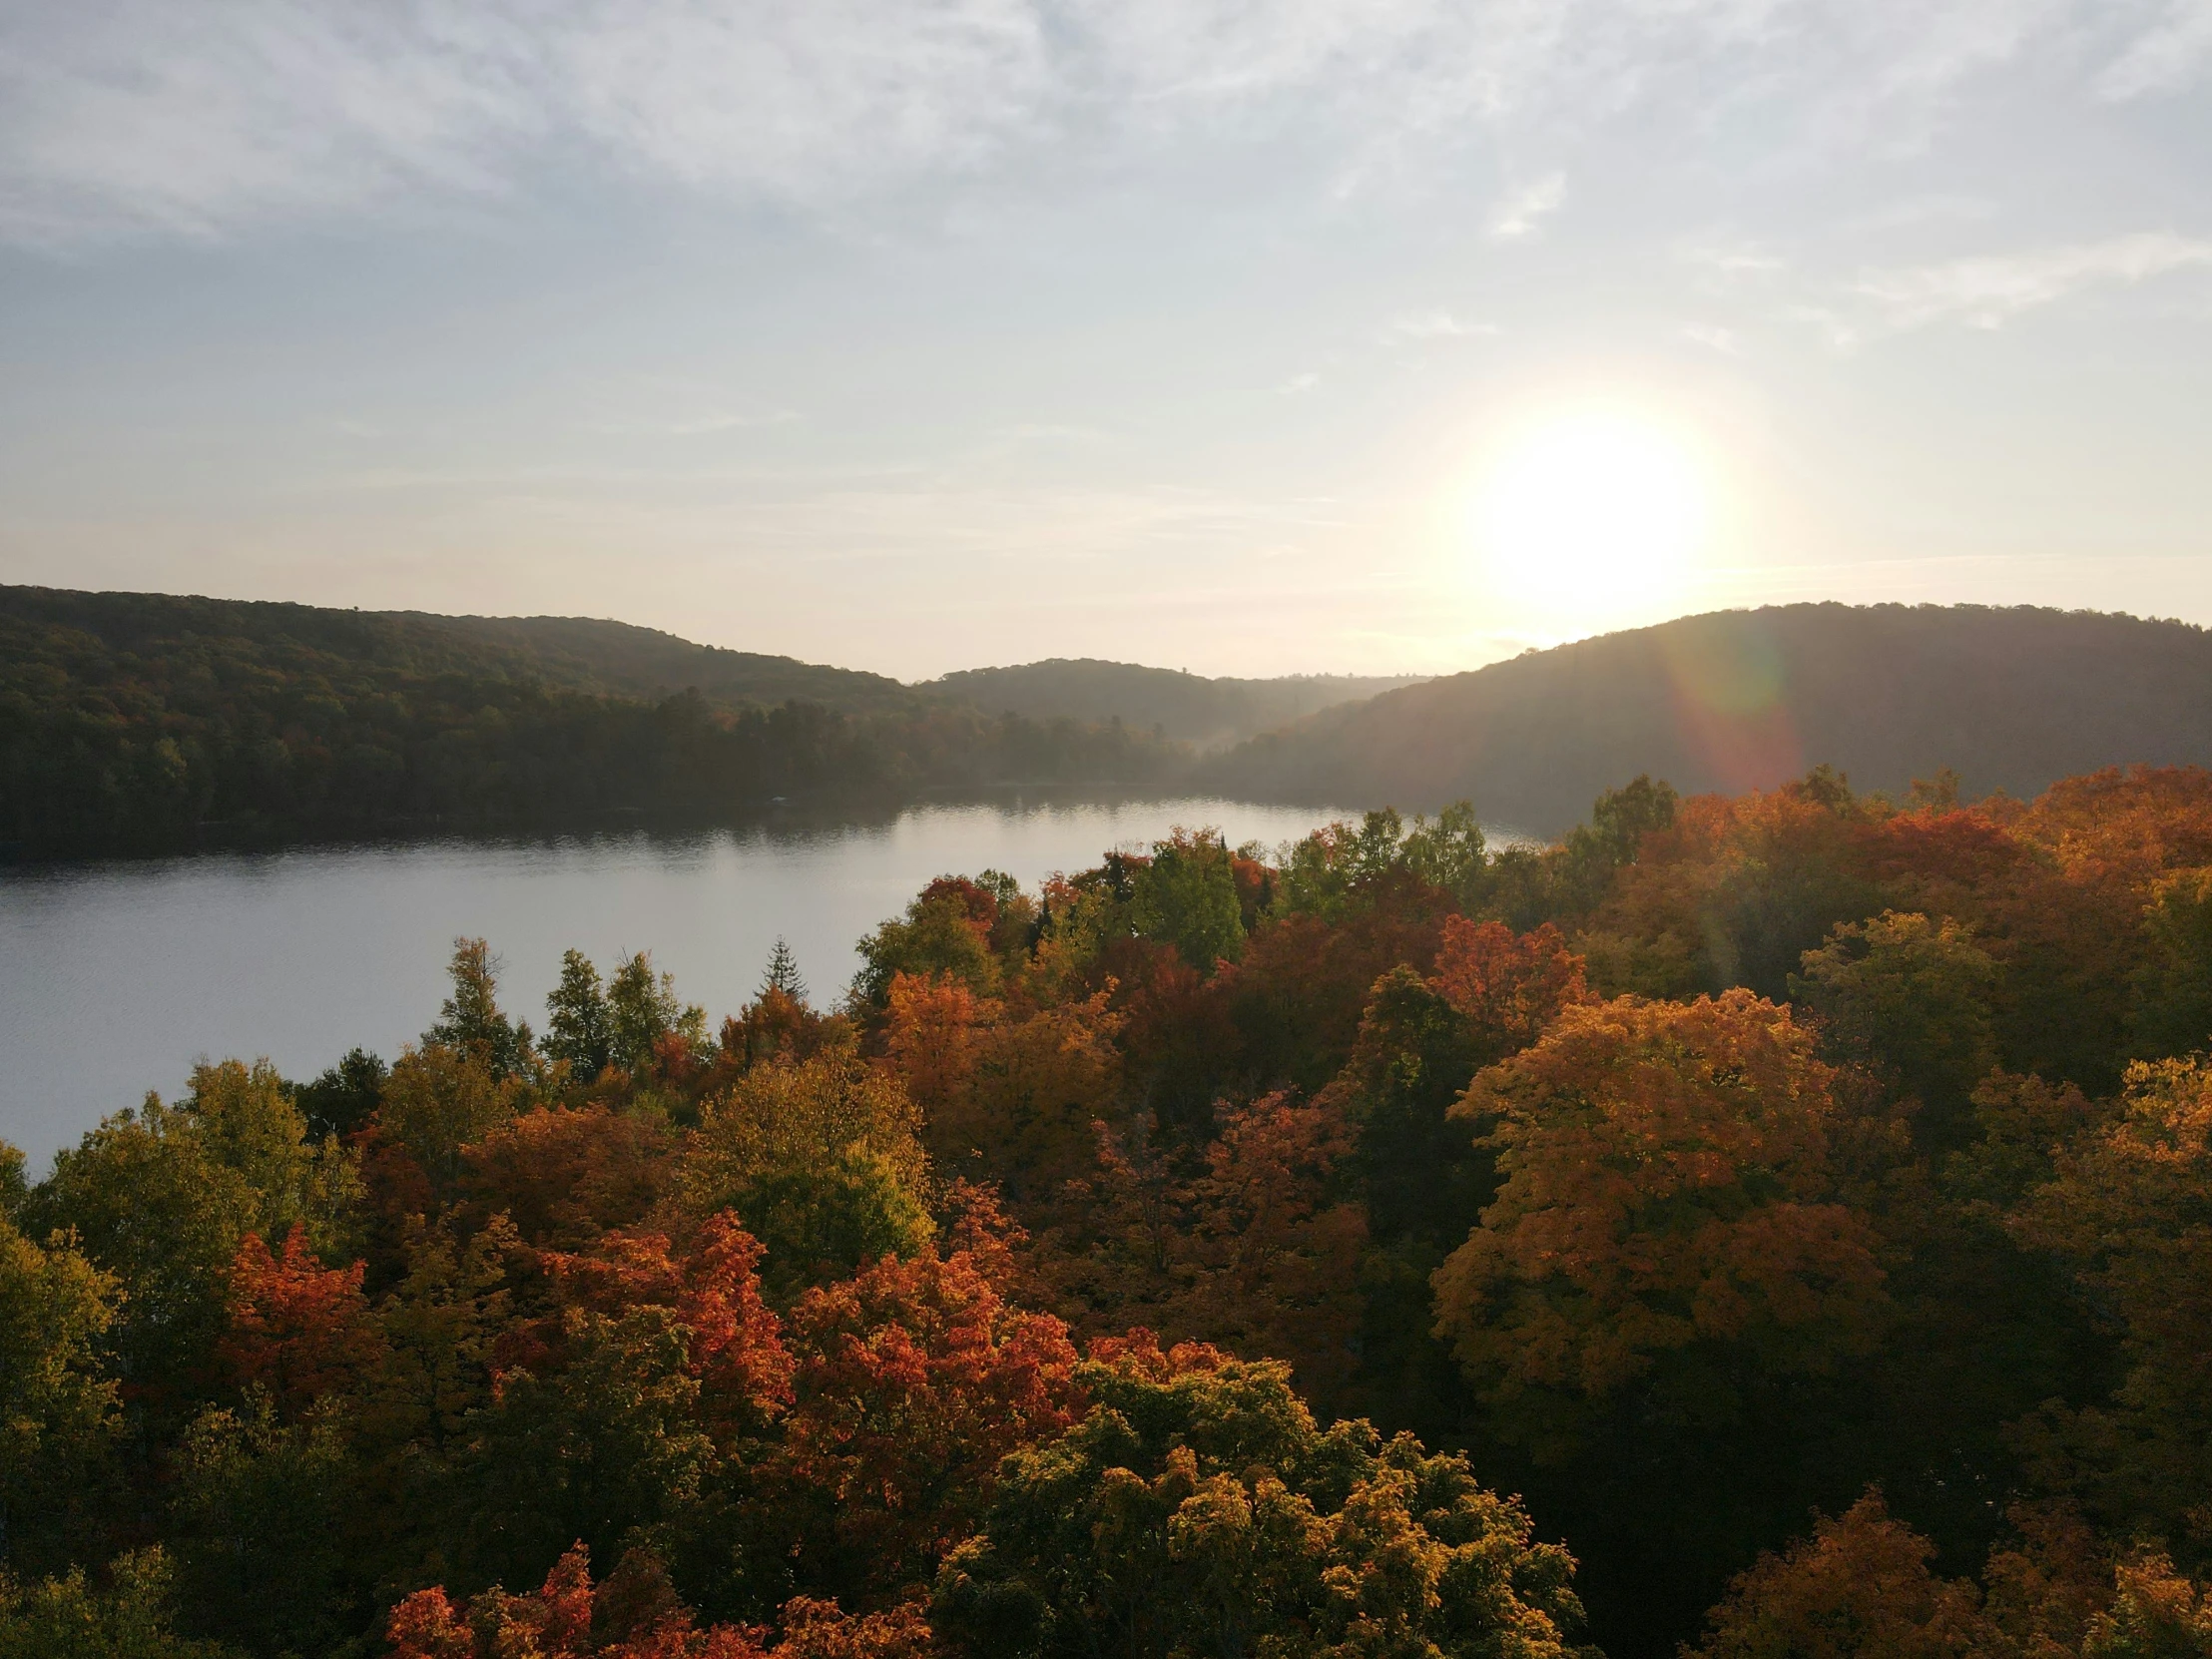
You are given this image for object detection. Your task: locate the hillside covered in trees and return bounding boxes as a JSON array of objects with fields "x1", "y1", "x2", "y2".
[
  {"x1": 0, "y1": 587, "x2": 1184, "y2": 857},
  {"x1": 927, "y1": 659, "x2": 1425, "y2": 750},
  {"x1": 12, "y1": 590, "x2": 2212, "y2": 859},
  {"x1": 13, "y1": 761, "x2": 2212, "y2": 1657},
  {"x1": 1211, "y1": 604, "x2": 2212, "y2": 833},
  {"x1": 406, "y1": 612, "x2": 919, "y2": 716}
]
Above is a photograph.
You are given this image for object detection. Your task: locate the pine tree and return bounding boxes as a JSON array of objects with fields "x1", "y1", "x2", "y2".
[{"x1": 761, "y1": 936, "x2": 808, "y2": 1004}]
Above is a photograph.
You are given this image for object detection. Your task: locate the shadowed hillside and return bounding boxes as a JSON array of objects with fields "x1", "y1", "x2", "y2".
[
  {"x1": 928, "y1": 657, "x2": 1426, "y2": 748},
  {"x1": 1209, "y1": 603, "x2": 2212, "y2": 833},
  {"x1": 415, "y1": 611, "x2": 917, "y2": 715},
  {"x1": 0, "y1": 587, "x2": 1184, "y2": 856}
]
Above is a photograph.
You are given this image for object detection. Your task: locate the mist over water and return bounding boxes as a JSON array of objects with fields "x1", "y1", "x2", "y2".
[{"x1": 0, "y1": 798, "x2": 1358, "y2": 1174}]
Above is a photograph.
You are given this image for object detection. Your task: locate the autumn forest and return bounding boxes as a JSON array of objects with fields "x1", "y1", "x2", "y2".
[{"x1": 12, "y1": 763, "x2": 2212, "y2": 1659}]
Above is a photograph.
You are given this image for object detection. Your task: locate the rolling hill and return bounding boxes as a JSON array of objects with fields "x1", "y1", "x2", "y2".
[
  {"x1": 412, "y1": 611, "x2": 918, "y2": 715},
  {"x1": 926, "y1": 659, "x2": 1427, "y2": 748},
  {"x1": 0, "y1": 586, "x2": 1182, "y2": 856},
  {"x1": 1207, "y1": 603, "x2": 2212, "y2": 834}
]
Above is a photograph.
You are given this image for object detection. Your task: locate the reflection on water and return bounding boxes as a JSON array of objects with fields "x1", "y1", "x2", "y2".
[{"x1": 0, "y1": 798, "x2": 1356, "y2": 1173}]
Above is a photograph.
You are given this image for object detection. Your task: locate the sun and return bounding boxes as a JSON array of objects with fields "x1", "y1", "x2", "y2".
[{"x1": 1471, "y1": 409, "x2": 1711, "y2": 628}]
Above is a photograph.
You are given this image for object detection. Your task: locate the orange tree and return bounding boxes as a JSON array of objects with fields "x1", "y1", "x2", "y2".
[{"x1": 1431, "y1": 988, "x2": 1892, "y2": 1651}]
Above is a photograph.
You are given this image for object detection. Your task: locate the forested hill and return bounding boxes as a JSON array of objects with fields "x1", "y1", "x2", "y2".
[
  {"x1": 1210, "y1": 603, "x2": 2212, "y2": 832},
  {"x1": 927, "y1": 658, "x2": 1427, "y2": 748},
  {"x1": 0, "y1": 588, "x2": 917, "y2": 716},
  {"x1": 407, "y1": 610, "x2": 916, "y2": 715},
  {"x1": 0, "y1": 586, "x2": 1182, "y2": 857}
]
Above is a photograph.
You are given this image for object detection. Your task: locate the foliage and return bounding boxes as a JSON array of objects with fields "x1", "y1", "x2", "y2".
[
  {"x1": 293, "y1": 1048, "x2": 388, "y2": 1143},
  {"x1": 0, "y1": 1217, "x2": 122, "y2": 1574},
  {"x1": 2011, "y1": 1057, "x2": 2212, "y2": 1556},
  {"x1": 547, "y1": 950, "x2": 618, "y2": 1081},
  {"x1": 683, "y1": 1053, "x2": 933, "y2": 1293},
  {"x1": 1130, "y1": 829, "x2": 1247, "y2": 971},
  {"x1": 932, "y1": 1341, "x2": 1595, "y2": 1659},
  {"x1": 1687, "y1": 1491, "x2": 1985, "y2": 1659},
  {"x1": 22, "y1": 762, "x2": 2212, "y2": 1659},
  {"x1": 0, "y1": 1549, "x2": 241, "y2": 1659},
  {"x1": 1794, "y1": 910, "x2": 1999, "y2": 1147},
  {"x1": 1689, "y1": 1489, "x2": 2212, "y2": 1659},
  {"x1": 852, "y1": 888, "x2": 1003, "y2": 1009},
  {"x1": 426, "y1": 939, "x2": 535, "y2": 1080},
  {"x1": 2129, "y1": 869, "x2": 2212, "y2": 1061},
  {"x1": 377, "y1": 1044, "x2": 526, "y2": 1196},
  {"x1": 1432, "y1": 991, "x2": 1888, "y2": 1454},
  {"x1": 21, "y1": 1064, "x2": 356, "y2": 1406}
]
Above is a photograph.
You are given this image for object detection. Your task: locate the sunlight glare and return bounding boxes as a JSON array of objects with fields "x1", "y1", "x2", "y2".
[{"x1": 1472, "y1": 409, "x2": 1711, "y2": 628}]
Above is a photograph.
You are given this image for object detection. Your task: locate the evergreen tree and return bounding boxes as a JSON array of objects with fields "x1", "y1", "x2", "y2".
[
  {"x1": 291, "y1": 1049, "x2": 386, "y2": 1143},
  {"x1": 761, "y1": 936, "x2": 808, "y2": 1004}
]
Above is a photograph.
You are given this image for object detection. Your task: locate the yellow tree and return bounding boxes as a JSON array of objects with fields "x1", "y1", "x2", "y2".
[{"x1": 1432, "y1": 989, "x2": 1888, "y2": 1453}]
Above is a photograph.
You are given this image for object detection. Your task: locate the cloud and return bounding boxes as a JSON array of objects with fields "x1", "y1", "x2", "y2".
[
  {"x1": 0, "y1": 0, "x2": 2147, "y2": 247},
  {"x1": 0, "y1": 0, "x2": 1052, "y2": 242},
  {"x1": 1278, "y1": 371, "x2": 1322, "y2": 395},
  {"x1": 1489, "y1": 172, "x2": 1564, "y2": 240},
  {"x1": 1851, "y1": 232, "x2": 2212, "y2": 331},
  {"x1": 2098, "y1": 0, "x2": 2212, "y2": 98}
]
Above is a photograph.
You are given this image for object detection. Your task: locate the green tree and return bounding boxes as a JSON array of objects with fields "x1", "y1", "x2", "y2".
[
  {"x1": 0, "y1": 1548, "x2": 241, "y2": 1659},
  {"x1": 682, "y1": 1053, "x2": 933, "y2": 1295},
  {"x1": 425, "y1": 938, "x2": 534, "y2": 1079},
  {"x1": 607, "y1": 951, "x2": 706, "y2": 1073},
  {"x1": 0, "y1": 1215, "x2": 123, "y2": 1575},
  {"x1": 1317, "y1": 963, "x2": 1493, "y2": 1433},
  {"x1": 2013, "y1": 1056, "x2": 2212, "y2": 1558},
  {"x1": 23, "y1": 1065, "x2": 353, "y2": 1403},
  {"x1": 2130, "y1": 868, "x2": 2212, "y2": 1061},
  {"x1": 933, "y1": 1344, "x2": 1593, "y2": 1659},
  {"x1": 1131, "y1": 830, "x2": 1246, "y2": 972},
  {"x1": 1793, "y1": 910, "x2": 2000, "y2": 1149},
  {"x1": 166, "y1": 1405, "x2": 372, "y2": 1658},
  {"x1": 543, "y1": 949, "x2": 615, "y2": 1080},
  {"x1": 291, "y1": 1048, "x2": 386, "y2": 1143},
  {"x1": 852, "y1": 894, "x2": 1002, "y2": 1008},
  {"x1": 761, "y1": 937, "x2": 808, "y2": 1004},
  {"x1": 376, "y1": 1043, "x2": 524, "y2": 1194},
  {"x1": 1269, "y1": 810, "x2": 1410, "y2": 922},
  {"x1": 442, "y1": 1305, "x2": 724, "y2": 1608},
  {"x1": 1398, "y1": 800, "x2": 1492, "y2": 913}
]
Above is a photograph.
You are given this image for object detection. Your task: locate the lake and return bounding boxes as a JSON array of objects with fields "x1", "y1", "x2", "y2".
[{"x1": 1, "y1": 797, "x2": 1358, "y2": 1174}]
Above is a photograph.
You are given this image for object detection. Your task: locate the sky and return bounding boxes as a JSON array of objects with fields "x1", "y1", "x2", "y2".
[{"x1": 0, "y1": 0, "x2": 2208, "y2": 680}]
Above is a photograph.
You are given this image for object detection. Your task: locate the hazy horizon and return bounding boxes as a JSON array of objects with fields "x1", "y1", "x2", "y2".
[{"x1": 4, "y1": 1, "x2": 2210, "y2": 679}]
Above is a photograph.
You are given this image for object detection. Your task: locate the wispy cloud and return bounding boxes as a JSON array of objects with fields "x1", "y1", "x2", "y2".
[
  {"x1": 1850, "y1": 232, "x2": 2212, "y2": 332},
  {"x1": 1489, "y1": 172, "x2": 1564, "y2": 241},
  {"x1": 0, "y1": 0, "x2": 1052, "y2": 243},
  {"x1": 0, "y1": 0, "x2": 2155, "y2": 247},
  {"x1": 2098, "y1": 0, "x2": 2212, "y2": 98}
]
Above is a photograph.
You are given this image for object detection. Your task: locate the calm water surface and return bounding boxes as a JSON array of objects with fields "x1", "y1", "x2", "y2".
[{"x1": 1, "y1": 798, "x2": 1354, "y2": 1173}]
